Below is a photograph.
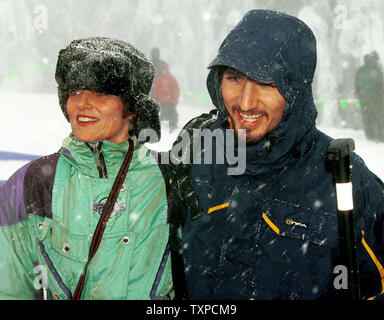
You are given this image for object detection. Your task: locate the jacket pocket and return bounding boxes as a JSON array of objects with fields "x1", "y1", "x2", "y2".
[
  {"x1": 36, "y1": 220, "x2": 91, "y2": 299},
  {"x1": 37, "y1": 219, "x2": 137, "y2": 299},
  {"x1": 248, "y1": 200, "x2": 339, "y2": 299}
]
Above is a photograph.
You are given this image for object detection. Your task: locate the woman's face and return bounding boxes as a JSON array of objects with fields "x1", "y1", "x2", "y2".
[{"x1": 66, "y1": 90, "x2": 134, "y2": 144}]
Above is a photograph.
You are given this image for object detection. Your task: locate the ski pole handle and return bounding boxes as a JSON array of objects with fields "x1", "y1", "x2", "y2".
[{"x1": 326, "y1": 138, "x2": 360, "y2": 300}]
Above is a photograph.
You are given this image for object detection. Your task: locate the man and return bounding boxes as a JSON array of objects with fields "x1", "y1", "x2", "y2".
[
  {"x1": 170, "y1": 10, "x2": 384, "y2": 300},
  {"x1": 0, "y1": 37, "x2": 173, "y2": 300},
  {"x1": 152, "y1": 63, "x2": 180, "y2": 131},
  {"x1": 354, "y1": 51, "x2": 384, "y2": 142}
]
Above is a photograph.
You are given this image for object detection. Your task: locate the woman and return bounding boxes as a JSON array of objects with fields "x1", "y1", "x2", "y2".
[{"x1": 0, "y1": 37, "x2": 173, "y2": 300}]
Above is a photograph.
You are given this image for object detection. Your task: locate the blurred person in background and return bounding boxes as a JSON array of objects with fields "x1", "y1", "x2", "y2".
[
  {"x1": 152, "y1": 62, "x2": 180, "y2": 132},
  {"x1": 355, "y1": 51, "x2": 384, "y2": 142},
  {"x1": 150, "y1": 47, "x2": 165, "y2": 80}
]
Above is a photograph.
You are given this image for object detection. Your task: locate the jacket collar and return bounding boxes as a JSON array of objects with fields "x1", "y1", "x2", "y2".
[
  {"x1": 212, "y1": 112, "x2": 318, "y2": 178},
  {"x1": 60, "y1": 134, "x2": 142, "y2": 177}
]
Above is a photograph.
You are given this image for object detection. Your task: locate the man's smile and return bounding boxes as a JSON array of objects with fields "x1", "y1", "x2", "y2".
[
  {"x1": 234, "y1": 109, "x2": 266, "y2": 129},
  {"x1": 239, "y1": 112, "x2": 263, "y2": 121}
]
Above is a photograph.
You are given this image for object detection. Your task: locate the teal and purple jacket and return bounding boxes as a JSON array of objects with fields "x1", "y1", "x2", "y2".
[{"x1": 0, "y1": 135, "x2": 173, "y2": 300}]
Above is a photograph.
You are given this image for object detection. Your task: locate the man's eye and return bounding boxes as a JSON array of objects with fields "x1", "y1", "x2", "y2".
[
  {"x1": 260, "y1": 83, "x2": 277, "y2": 88},
  {"x1": 225, "y1": 74, "x2": 244, "y2": 82},
  {"x1": 95, "y1": 92, "x2": 107, "y2": 97}
]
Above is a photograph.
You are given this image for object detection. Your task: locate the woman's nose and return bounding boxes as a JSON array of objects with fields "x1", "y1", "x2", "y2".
[{"x1": 77, "y1": 90, "x2": 93, "y2": 109}]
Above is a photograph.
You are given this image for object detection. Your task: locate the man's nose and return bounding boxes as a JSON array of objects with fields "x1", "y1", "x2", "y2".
[{"x1": 240, "y1": 79, "x2": 259, "y2": 111}]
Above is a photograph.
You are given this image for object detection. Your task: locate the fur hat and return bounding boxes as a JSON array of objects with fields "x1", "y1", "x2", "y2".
[{"x1": 55, "y1": 37, "x2": 160, "y2": 139}]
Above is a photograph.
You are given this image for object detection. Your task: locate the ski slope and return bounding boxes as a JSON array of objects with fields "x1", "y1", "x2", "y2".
[{"x1": 1, "y1": 91, "x2": 383, "y2": 186}]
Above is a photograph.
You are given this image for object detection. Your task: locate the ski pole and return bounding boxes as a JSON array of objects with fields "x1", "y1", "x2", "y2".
[{"x1": 326, "y1": 138, "x2": 360, "y2": 300}]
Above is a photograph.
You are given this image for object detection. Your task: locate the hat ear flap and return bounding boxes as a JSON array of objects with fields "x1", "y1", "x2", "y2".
[{"x1": 133, "y1": 93, "x2": 161, "y2": 142}]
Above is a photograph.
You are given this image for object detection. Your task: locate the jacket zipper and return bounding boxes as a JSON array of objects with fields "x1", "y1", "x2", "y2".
[{"x1": 86, "y1": 142, "x2": 108, "y2": 178}]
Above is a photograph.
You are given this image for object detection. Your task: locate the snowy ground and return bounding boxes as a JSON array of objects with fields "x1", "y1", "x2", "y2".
[{"x1": 1, "y1": 91, "x2": 383, "y2": 185}]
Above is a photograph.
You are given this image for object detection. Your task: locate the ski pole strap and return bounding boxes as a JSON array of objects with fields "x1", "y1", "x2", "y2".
[{"x1": 72, "y1": 138, "x2": 134, "y2": 300}]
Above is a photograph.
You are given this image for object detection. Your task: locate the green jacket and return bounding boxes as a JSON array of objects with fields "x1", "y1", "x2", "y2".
[{"x1": 0, "y1": 135, "x2": 173, "y2": 300}]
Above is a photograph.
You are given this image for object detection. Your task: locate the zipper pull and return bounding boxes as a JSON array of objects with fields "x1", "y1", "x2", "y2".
[
  {"x1": 86, "y1": 142, "x2": 108, "y2": 178},
  {"x1": 286, "y1": 218, "x2": 307, "y2": 228}
]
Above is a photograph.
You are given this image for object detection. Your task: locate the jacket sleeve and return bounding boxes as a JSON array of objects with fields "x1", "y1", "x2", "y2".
[
  {"x1": 0, "y1": 164, "x2": 40, "y2": 300},
  {"x1": 353, "y1": 157, "x2": 384, "y2": 300},
  {"x1": 167, "y1": 111, "x2": 219, "y2": 221},
  {"x1": 359, "y1": 200, "x2": 384, "y2": 300}
]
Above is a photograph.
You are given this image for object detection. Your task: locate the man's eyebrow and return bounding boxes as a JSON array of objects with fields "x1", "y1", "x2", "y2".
[{"x1": 223, "y1": 67, "x2": 245, "y2": 77}]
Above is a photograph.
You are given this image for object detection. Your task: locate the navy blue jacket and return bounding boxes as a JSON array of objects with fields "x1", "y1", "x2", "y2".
[{"x1": 174, "y1": 10, "x2": 384, "y2": 300}]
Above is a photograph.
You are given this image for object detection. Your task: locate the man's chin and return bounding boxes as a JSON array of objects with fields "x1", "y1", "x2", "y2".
[
  {"x1": 233, "y1": 128, "x2": 263, "y2": 146},
  {"x1": 245, "y1": 136, "x2": 263, "y2": 146}
]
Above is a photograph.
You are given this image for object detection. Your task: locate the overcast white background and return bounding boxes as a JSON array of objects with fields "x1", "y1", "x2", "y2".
[{"x1": 1, "y1": 0, "x2": 383, "y2": 183}]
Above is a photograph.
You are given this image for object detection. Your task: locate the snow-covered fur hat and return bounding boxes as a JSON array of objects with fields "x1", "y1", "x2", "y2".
[{"x1": 55, "y1": 37, "x2": 160, "y2": 139}]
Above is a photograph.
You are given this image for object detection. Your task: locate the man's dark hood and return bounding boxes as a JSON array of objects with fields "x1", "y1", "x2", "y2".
[{"x1": 206, "y1": 10, "x2": 319, "y2": 176}]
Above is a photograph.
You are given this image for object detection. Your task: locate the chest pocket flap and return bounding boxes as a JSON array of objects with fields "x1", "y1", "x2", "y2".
[
  {"x1": 47, "y1": 221, "x2": 90, "y2": 263},
  {"x1": 262, "y1": 199, "x2": 338, "y2": 248}
]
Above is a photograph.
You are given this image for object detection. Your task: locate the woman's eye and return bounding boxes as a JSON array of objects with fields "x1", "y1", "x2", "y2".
[{"x1": 69, "y1": 89, "x2": 81, "y2": 96}]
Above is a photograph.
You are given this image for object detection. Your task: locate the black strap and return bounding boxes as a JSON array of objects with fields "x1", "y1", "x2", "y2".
[
  {"x1": 167, "y1": 181, "x2": 187, "y2": 300},
  {"x1": 169, "y1": 222, "x2": 187, "y2": 300},
  {"x1": 72, "y1": 139, "x2": 134, "y2": 300}
]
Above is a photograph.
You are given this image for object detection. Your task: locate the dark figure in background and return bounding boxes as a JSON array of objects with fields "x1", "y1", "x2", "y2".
[
  {"x1": 354, "y1": 51, "x2": 384, "y2": 142},
  {"x1": 152, "y1": 63, "x2": 180, "y2": 131},
  {"x1": 151, "y1": 47, "x2": 165, "y2": 80}
]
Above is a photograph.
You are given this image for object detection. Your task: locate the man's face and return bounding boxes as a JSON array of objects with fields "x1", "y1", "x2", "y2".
[
  {"x1": 221, "y1": 67, "x2": 286, "y2": 144},
  {"x1": 151, "y1": 50, "x2": 159, "y2": 59},
  {"x1": 67, "y1": 90, "x2": 133, "y2": 144}
]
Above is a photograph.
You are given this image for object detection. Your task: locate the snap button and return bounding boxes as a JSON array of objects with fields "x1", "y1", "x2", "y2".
[
  {"x1": 62, "y1": 244, "x2": 71, "y2": 254},
  {"x1": 120, "y1": 184, "x2": 125, "y2": 191},
  {"x1": 38, "y1": 222, "x2": 44, "y2": 229},
  {"x1": 53, "y1": 292, "x2": 60, "y2": 300},
  {"x1": 122, "y1": 236, "x2": 130, "y2": 244}
]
